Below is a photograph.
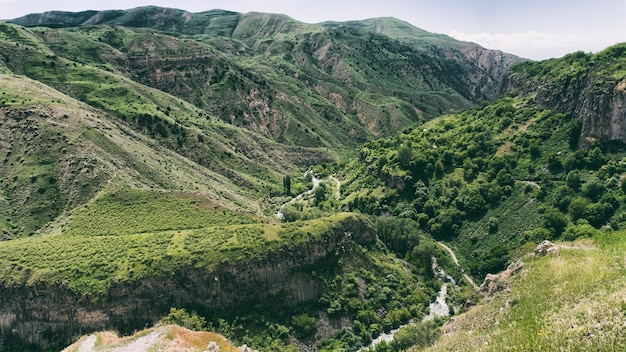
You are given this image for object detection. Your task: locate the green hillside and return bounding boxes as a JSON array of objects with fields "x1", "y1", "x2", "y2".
[
  {"x1": 7, "y1": 8, "x2": 522, "y2": 147},
  {"x1": 333, "y1": 44, "x2": 626, "y2": 280},
  {"x1": 422, "y1": 234, "x2": 626, "y2": 351},
  {"x1": 1, "y1": 6, "x2": 625, "y2": 352}
]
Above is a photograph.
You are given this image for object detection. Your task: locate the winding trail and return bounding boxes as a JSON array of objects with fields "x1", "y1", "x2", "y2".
[
  {"x1": 276, "y1": 173, "x2": 321, "y2": 219},
  {"x1": 436, "y1": 242, "x2": 479, "y2": 290},
  {"x1": 329, "y1": 176, "x2": 341, "y2": 200},
  {"x1": 276, "y1": 173, "x2": 342, "y2": 219}
]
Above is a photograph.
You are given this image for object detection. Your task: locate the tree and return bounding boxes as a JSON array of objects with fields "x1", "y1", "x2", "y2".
[
  {"x1": 291, "y1": 314, "x2": 317, "y2": 339},
  {"x1": 585, "y1": 147, "x2": 606, "y2": 169},
  {"x1": 582, "y1": 177, "x2": 606, "y2": 202},
  {"x1": 584, "y1": 202, "x2": 607, "y2": 228},
  {"x1": 283, "y1": 175, "x2": 291, "y2": 196},
  {"x1": 397, "y1": 143, "x2": 412, "y2": 169},
  {"x1": 314, "y1": 182, "x2": 328, "y2": 205},
  {"x1": 566, "y1": 170, "x2": 581, "y2": 191},
  {"x1": 568, "y1": 197, "x2": 590, "y2": 221},
  {"x1": 542, "y1": 208, "x2": 568, "y2": 237}
]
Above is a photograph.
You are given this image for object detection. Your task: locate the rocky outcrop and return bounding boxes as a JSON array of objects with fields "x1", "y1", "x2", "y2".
[
  {"x1": 0, "y1": 215, "x2": 375, "y2": 351},
  {"x1": 502, "y1": 54, "x2": 626, "y2": 149},
  {"x1": 479, "y1": 259, "x2": 524, "y2": 298},
  {"x1": 535, "y1": 240, "x2": 560, "y2": 256}
]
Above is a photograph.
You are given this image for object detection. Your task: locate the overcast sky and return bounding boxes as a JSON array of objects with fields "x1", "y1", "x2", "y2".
[{"x1": 2, "y1": 0, "x2": 625, "y2": 60}]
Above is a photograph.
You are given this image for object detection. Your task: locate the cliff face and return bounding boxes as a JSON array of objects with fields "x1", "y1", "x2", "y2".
[
  {"x1": 0, "y1": 216, "x2": 376, "y2": 350},
  {"x1": 502, "y1": 48, "x2": 626, "y2": 149}
]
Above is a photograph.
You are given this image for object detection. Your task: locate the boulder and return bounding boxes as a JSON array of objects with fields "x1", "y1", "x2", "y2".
[
  {"x1": 535, "y1": 240, "x2": 560, "y2": 256},
  {"x1": 207, "y1": 341, "x2": 220, "y2": 352}
]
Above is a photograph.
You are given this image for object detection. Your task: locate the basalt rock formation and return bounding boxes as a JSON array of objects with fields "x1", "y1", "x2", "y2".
[
  {"x1": 0, "y1": 215, "x2": 375, "y2": 350},
  {"x1": 502, "y1": 45, "x2": 626, "y2": 148}
]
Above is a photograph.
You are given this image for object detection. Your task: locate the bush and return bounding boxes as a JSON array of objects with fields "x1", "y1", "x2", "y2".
[
  {"x1": 160, "y1": 307, "x2": 206, "y2": 331},
  {"x1": 292, "y1": 313, "x2": 317, "y2": 339}
]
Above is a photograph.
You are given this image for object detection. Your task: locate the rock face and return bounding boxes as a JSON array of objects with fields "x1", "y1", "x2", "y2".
[
  {"x1": 502, "y1": 52, "x2": 626, "y2": 149},
  {"x1": 0, "y1": 216, "x2": 375, "y2": 350},
  {"x1": 479, "y1": 260, "x2": 524, "y2": 298}
]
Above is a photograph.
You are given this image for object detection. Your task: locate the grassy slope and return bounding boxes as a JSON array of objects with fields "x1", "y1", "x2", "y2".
[
  {"x1": 422, "y1": 234, "x2": 626, "y2": 351},
  {"x1": 0, "y1": 72, "x2": 272, "y2": 237},
  {"x1": 0, "y1": 184, "x2": 366, "y2": 295}
]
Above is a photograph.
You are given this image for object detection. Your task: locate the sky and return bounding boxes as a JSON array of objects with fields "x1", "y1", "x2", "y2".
[{"x1": 1, "y1": 0, "x2": 625, "y2": 60}]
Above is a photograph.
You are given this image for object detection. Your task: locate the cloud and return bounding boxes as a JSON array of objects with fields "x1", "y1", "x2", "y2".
[{"x1": 449, "y1": 30, "x2": 597, "y2": 60}]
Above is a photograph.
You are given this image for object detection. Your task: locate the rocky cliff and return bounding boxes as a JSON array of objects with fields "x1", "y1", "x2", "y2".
[
  {"x1": 0, "y1": 215, "x2": 376, "y2": 350},
  {"x1": 502, "y1": 45, "x2": 626, "y2": 148}
]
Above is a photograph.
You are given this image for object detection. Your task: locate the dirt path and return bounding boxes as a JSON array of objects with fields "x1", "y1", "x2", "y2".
[
  {"x1": 437, "y1": 242, "x2": 479, "y2": 290},
  {"x1": 110, "y1": 331, "x2": 161, "y2": 352},
  {"x1": 76, "y1": 335, "x2": 97, "y2": 352},
  {"x1": 276, "y1": 174, "x2": 321, "y2": 219},
  {"x1": 329, "y1": 176, "x2": 341, "y2": 200}
]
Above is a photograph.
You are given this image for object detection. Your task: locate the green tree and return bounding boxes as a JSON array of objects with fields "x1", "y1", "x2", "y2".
[
  {"x1": 283, "y1": 174, "x2": 291, "y2": 196},
  {"x1": 314, "y1": 182, "x2": 328, "y2": 205},
  {"x1": 568, "y1": 197, "x2": 590, "y2": 221},
  {"x1": 291, "y1": 314, "x2": 317, "y2": 339},
  {"x1": 397, "y1": 143, "x2": 412, "y2": 169},
  {"x1": 542, "y1": 208, "x2": 568, "y2": 237},
  {"x1": 585, "y1": 147, "x2": 606, "y2": 169},
  {"x1": 582, "y1": 177, "x2": 606, "y2": 201},
  {"x1": 584, "y1": 202, "x2": 607, "y2": 228},
  {"x1": 566, "y1": 170, "x2": 581, "y2": 191}
]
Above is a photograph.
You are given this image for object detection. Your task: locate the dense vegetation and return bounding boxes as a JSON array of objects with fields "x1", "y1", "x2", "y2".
[
  {"x1": 337, "y1": 92, "x2": 626, "y2": 279},
  {"x1": 1, "y1": 6, "x2": 626, "y2": 352}
]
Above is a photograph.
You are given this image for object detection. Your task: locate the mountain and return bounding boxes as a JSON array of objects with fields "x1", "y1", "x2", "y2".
[
  {"x1": 7, "y1": 7, "x2": 523, "y2": 146},
  {"x1": 335, "y1": 43, "x2": 626, "y2": 275},
  {"x1": 503, "y1": 44, "x2": 626, "y2": 148},
  {"x1": 5, "y1": 6, "x2": 623, "y2": 352},
  {"x1": 0, "y1": 7, "x2": 523, "y2": 350}
]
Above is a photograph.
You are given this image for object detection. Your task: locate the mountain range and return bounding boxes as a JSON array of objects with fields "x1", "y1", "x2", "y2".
[{"x1": 1, "y1": 6, "x2": 625, "y2": 352}]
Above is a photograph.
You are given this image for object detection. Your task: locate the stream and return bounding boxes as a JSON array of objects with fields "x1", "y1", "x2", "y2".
[
  {"x1": 360, "y1": 258, "x2": 454, "y2": 351},
  {"x1": 275, "y1": 172, "x2": 321, "y2": 220}
]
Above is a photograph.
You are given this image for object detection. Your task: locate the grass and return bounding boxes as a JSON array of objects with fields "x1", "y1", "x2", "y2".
[
  {"x1": 62, "y1": 187, "x2": 259, "y2": 237},
  {"x1": 421, "y1": 233, "x2": 626, "y2": 351},
  {"x1": 0, "y1": 186, "x2": 369, "y2": 296},
  {"x1": 62, "y1": 325, "x2": 241, "y2": 351}
]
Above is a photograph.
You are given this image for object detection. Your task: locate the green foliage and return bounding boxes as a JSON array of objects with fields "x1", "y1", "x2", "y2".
[
  {"x1": 0, "y1": 197, "x2": 369, "y2": 296},
  {"x1": 283, "y1": 174, "x2": 292, "y2": 196},
  {"x1": 339, "y1": 85, "x2": 626, "y2": 281},
  {"x1": 291, "y1": 313, "x2": 317, "y2": 339},
  {"x1": 542, "y1": 208, "x2": 569, "y2": 238},
  {"x1": 161, "y1": 307, "x2": 207, "y2": 331},
  {"x1": 376, "y1": 216, "x2": 423, "y2": 255}
]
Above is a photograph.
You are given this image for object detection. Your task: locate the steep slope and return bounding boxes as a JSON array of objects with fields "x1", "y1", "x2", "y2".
[
  {"x1": 0, "y1": 22, "x2": 338, "y2": 237},
  {"x1": 503, "y1": 43, "x2": 626, "y2": 148},
  {"x1": 0, "y1": 74, "x2": 273, "y2": 237},
  {"x1": 7, "y1": 7, "x2": 524, "y2": 147},
  {"x1": 421, "y1": 236, "x2": 626, "y2": 351},
  {"x1": 335, "y1": 44, "x2": 626, "y2": 280},
  {"x1": 322, "y1": 17, "x2": 521, "y2": 102}
]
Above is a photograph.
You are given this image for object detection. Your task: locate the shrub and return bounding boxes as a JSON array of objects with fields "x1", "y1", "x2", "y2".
[
  {"x1": 161, "y1": 307, "x2": 206, "y2": 331},
  {"x1": 291, "y1": 313, "x2": 317, "y2": 339}
]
